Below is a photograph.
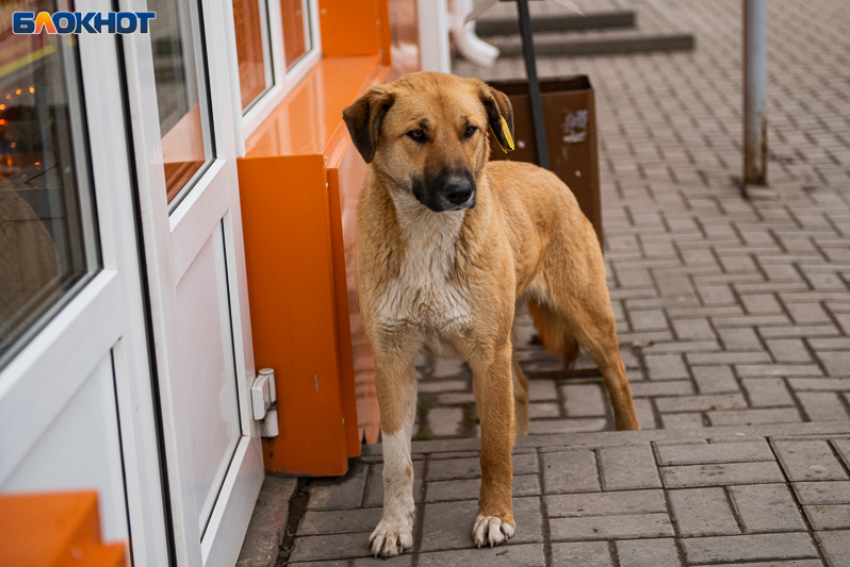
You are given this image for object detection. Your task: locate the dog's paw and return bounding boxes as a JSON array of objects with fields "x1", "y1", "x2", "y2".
[
  {"x1": 472, "y1": 514, "x2": 515, "y2": 548},
  {"x1": 369, "y1": 518, "x2": 414, "y2": 558}
]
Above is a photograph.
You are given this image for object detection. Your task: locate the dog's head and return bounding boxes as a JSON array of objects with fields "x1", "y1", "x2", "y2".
[{"x1": 343, "y1": 72, "x2": 514, "y2": 212}]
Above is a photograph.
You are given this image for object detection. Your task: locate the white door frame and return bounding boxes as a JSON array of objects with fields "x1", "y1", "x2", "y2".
[
  {"x1": 0, "y1": 1, "x2": 170, "y2": 564},
  {"x1": 120, "y1": 0, "x2": 264, "y2": 565}
]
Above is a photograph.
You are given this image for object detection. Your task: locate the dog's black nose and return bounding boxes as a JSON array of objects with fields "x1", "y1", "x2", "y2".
[{"x1": 444, "y1": 178, "x2": 473, "y2": 205}]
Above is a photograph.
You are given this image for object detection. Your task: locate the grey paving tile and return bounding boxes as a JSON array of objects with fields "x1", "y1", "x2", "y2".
[
  {"x1": 682, "y1": 533, "x2": 819, "y2": 564},
  {"x1": 833, "y1": 439, "x2": 850, "y2": 468},
  {"x1": 743, "y1": 378, "x2": 796, "y2": 407},
  {"x1": 773, "y1": 440, "x2": 849, "y2": 481},
  {"x1": 419, "y1": 497, "x2": 541, "y2": 552},
  {"x1": 550, "y1": 541, "x2": 613, "y2": 567},
  {"x1": 793, "y1": 481, "x2": 850, "y2": 504},
  {"x1": 669, "y1": 487, "x2": 740, "y2": 536},
  {"x1": 528, "y1": 418, "x2": 608, "y2": 434},
  {"x1": 645, "y1": 354, "x2": 690, "y2": 380},
  {"x1": 546, "y1": 490, "x2": 666, "y2": 518},
  {"x1": 803, "y1": 504, "x2": 850, "y2": 530},
  {"x1": 692, "y1": 366, "x2": 740, "y2": 394},
  {"x1": 661, "y1": 413, "x2": 706, "y2": 429},
  {"x1": 528, "y1": 380, "x2": 557, "y2": 401},
  {"x1": 797, "y1": 392, "x2": 850, "y2": 421},
  {"x1": 616, "y1": 538, "x2": 682, "y2": 567},
  {"x1": 354, "y1": 556, "x2": 411, "y2": 567},
  {"x1": 656, "y1": 394, "x2": 747, "y2": 413},
  {"x1": 561, "y1": 384, "x2": 607, "y2": 417},
  {"x1": 708, "y1": 408, "x2": 803, "y2": 426},
  {"x1": 426, "y1": 458, "x2": 480, "y2": 482},
  {"x1": 599, "y1": 445, "x2": 661, "y2": 490},
  {"x1": 290, "y1": 561, "x2": 350, "y2": 567},
  {"x1": 528, "y1": 402, "x2": 560, "y2": 419},
  {"x1": 427, "y1": 407, "x2": 463, "y2": 437},
  {"x1": 728, "y1": 484, "x2": 807, "y2": 532},
  {"x1": 815, "y1": 530, "x2": 850, "y2": 567},
  {"x1": 655, "y1": 440, "x2": 774, "y2": 465},
  {"x1": 417, "y1": 544, "x2": 545, "y2": 567},
  {"x1": 290, "y1": 533, "x2": 371, "y2": 562},
  {"x1": 309, "y1": 462, "x2": 368, "y2": 510},
  {"x1": 549, "y1": 513, "x2": 674, "y2": 540},
  {"x1": 629, "y1": 380, "x2": 695, "y2": 397},
  {"x1": 689, "y1": 562, "x2": 824, "y2": 567},
  {"x1": 299, "y1": 508, "x2": 384, "y2": 536},
  {"x1": 661, "y1": 462, "x2": 785, "y2": 488},
  {"x1": 543, "y1": 450, "x2": 600, "y2": 493},
  {"x1": 425, "y1": 474, "x2": 540, "y2": 502}
]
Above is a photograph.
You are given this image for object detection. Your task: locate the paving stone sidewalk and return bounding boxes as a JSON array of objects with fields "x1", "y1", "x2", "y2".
[
  {"x1": 285, "y1": 422, "x2": 850, "y2": 566},
  {"x1": 408, "y1": 0, "x2": 850, "y2": 439}
]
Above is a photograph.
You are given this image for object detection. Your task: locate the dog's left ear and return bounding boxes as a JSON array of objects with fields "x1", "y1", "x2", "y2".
[
  {"x1": 343, "y1": 86, "x2": 396, "y2": 164},
  {"x1": 477, "y1": 82, "x2": 515, "y2": 152}
]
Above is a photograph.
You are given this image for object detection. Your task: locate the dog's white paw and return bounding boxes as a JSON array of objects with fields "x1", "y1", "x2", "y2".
[
  {"x1": 369, "y1": 518, "x2": 414, "y2": 558},
  {"x1": 472, "y1": 514, "x2": 515, "y2": 548}
]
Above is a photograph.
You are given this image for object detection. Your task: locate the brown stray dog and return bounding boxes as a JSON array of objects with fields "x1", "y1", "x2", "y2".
[{"x1": 343, "y1": 71, "x2": 640, "y2": 558}]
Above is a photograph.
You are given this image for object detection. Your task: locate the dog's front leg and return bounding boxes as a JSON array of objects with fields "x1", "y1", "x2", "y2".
[
  {"x1": 369, "y1": 342, "x2": 418, "y2": 557},
  {"x1": 471, "y1": 341, "x2": 516, "y2": 547}
]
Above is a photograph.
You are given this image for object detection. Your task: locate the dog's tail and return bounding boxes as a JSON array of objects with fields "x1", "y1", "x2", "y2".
[{"x1": 527, "y1": 298, "x2": 580, "y2": 370}]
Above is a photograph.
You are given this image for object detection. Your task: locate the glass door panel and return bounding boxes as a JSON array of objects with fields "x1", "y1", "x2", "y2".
[
  {"x1": 149, "y1": 0, "x2": 214, "y2": 206},
  {"x1": 0, "y1": 5, "x2": 99, "y2": 368}
]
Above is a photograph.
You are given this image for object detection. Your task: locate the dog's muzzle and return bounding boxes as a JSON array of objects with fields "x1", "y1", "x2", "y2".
[{"x1": 413, "y1": 170, "x2": 477, "y2": 212}]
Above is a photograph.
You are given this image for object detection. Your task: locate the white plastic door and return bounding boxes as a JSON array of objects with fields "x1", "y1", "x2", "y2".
[
  {"x1": 121, "y1": 0, "x2": 264, "y2": 565},
  {"x1": 0, "y1": 1, "x2": 169, "y2": 565}
]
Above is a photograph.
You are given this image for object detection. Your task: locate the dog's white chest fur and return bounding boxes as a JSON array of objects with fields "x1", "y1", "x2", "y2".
[{"x1": 376, "y1": 193, "x2": 472, "y2": 342}]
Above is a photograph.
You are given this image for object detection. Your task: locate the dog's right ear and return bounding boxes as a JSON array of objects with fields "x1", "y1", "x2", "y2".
[{"x1": 343, "y1": 86, "x2": 396, "y2": 164}]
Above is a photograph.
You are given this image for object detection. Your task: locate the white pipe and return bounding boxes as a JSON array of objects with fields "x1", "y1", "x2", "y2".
[
  {"x1": 418, "y1": 0, "x2": 452, "y2": 72},
  {"x1": 450, "y1": 0, "x2": 500, "y2": 68}
]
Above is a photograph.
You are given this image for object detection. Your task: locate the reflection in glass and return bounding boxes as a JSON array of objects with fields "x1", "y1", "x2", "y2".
[
  {"x1": 281, "y1": 0, "x2": 311, "y2": 69},
  {"x1": 0, "y1": 2, "x2": 99, "y2": 367},
  {"x1": 149, "y1": 0, "x2": 214, "y2": 205},
  {"x1": 233, "y1": 0, "x2": 272, "y2": 110}
]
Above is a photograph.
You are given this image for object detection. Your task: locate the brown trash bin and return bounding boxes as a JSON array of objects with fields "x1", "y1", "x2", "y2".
[{"x1": 488, "y1": 76, "x2": 603, "y2": 247}]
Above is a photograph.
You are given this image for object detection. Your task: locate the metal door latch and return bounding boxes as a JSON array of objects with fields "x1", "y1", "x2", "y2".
[{"x1": 251, "y1": 368, "x2": 279, "y2": 438}]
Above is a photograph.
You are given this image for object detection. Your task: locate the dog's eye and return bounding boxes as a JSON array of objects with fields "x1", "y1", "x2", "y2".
[
  {"x1": 407, "y1": 129, "x2": 426, "y2": 142},
  {"x1": 464, "y1": 125, "x2": 478, "y2": 138}
]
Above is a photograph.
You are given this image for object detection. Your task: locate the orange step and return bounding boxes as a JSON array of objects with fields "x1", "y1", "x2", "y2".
[{"x1": 0, "y1": 491, "x2": 125, "y2": 567}]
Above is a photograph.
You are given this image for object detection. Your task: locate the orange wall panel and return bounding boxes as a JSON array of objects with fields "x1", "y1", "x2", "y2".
[
  {"x1": 319, "y1": 0, "x2": 382, "y2": 57},
  {"x1": 239, "y1": 154, "x2": 350, "y2": 476}
]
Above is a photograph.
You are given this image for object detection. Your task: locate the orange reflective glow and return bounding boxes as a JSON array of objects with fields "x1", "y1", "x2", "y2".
[
  {"x1": 15, "y1": 89, "x2": 21, "y2": 95},
  {"x1": 29, "y1": 87, "x2": 35, "y2": 94}
]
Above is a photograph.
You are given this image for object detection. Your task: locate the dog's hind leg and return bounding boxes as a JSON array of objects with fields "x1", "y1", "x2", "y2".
[
  {"x1": 511, "y1": 349, "x2": 529, "y2": 436},
  {"x1": 368, "y1": 336, "x2": 419, "y2": 557},
  {"x1": 566, "y1": 300, "x2": 640, "y2": 431},
  {"x1": 470, "y1": 341, "x2": 517, "y2": 547},
  {"x1": 528, "y1": 298, "x2": 580, "y2": 370}
]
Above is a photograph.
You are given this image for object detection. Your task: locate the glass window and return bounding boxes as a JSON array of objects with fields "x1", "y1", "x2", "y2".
[
  {"x1": 281, "y1": 0, "x2": 311, "y2": 70},
  {"x1": 233, "y1": 0, "x2": 272, "y2": 110},
  {"x1": 0, "y1": 2, "x2": 99, "y2": 367},
  {"x1": 149, "y1": 0, "x2": 215, "y2": 207}
]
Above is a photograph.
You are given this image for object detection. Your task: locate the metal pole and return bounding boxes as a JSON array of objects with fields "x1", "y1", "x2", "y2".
[
  {"x1": 744, "y1": 0, "x2": 767, "y2": 188},
  {"x1": 516, "y1": 0, "x2": 549, "y2": 169}
]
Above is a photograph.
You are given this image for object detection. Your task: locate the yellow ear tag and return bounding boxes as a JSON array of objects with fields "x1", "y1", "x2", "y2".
[{"x1": 490, "y1": 117, "x2": 515, "y2": 152}]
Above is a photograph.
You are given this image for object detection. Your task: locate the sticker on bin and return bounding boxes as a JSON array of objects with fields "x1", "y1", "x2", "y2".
[{"x1": 562, "y1": 110, "x2": 589, "y2": 143}]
